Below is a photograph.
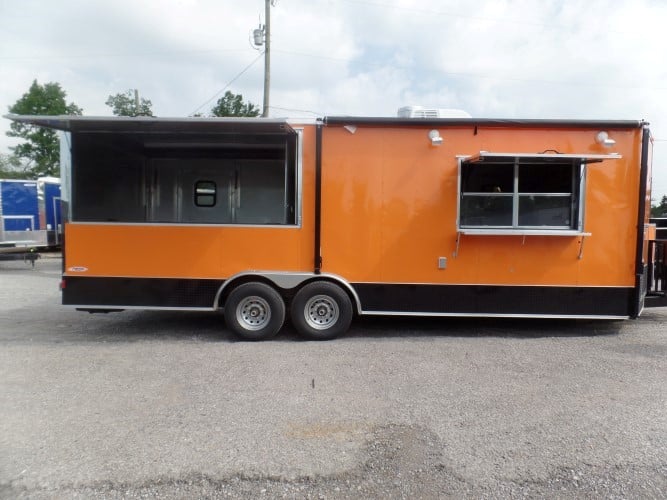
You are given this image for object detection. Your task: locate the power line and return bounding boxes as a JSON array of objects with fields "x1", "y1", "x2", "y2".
[
  {"x1": 337, "y1": 0, "x2": 553, "y2": 27},
  {"x1": 271, "y1": 48, "x2": 667, "y2": 92},
  {"x1": 0, "y1": 48, "x2": 248, "y2": 61},
  {"x1": 189, "y1": 51, "x2": 265, "y2": 117},
  {"x1": 334, "y1": 0, "x2": 643, "y2": 36},
  {"x1": 269, "y1": 105, "x2": 322, "y2": 117}
]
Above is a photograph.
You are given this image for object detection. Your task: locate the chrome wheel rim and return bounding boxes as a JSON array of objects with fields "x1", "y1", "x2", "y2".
[
  {"x1": 236, "y1": 296, "x2": 271, "y2": 331},
  {"x1": 304, "y1": 295, "x2": 339, "y2": 330}
]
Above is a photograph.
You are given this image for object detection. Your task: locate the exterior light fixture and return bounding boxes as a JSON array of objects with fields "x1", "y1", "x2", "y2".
[
  {"x1": 429, "y1": 129, "x2": 443, "y2": 146},
  {"x1": 595, "y1": 131, "x2": 616, "y2": 147}
]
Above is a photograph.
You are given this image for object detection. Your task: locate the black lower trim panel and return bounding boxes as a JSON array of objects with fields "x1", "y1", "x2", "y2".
[
  {"x1": 63, "y1": 277, "x2": 224, "y2": 308},
  {"x1": 63, "y1": 277, "x2": 636, "y2": 317},
  {"x1": 352, "y1": 283, "x2": 634, "y2": 317}
]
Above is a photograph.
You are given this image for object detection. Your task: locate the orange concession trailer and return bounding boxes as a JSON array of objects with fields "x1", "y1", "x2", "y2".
[{"x1": 6, "y1": 115, "x2": 667, "y2": 339}]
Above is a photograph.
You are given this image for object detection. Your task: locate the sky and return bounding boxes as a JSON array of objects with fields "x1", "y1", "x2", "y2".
[{"x1": 1, "y1": 0, "x2": 666, "y2": 199}]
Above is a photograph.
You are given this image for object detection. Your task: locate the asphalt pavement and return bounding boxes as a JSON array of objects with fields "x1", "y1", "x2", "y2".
[{"x1": 0, "y1": 256, "x2": 665, "y2": 499}]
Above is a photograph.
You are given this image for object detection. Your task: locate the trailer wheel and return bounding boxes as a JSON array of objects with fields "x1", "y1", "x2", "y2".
[
  {"x1": 224, "y1": 282, "x2": 285, "y2": 340},
  {"x1": 291, "y1": 282, "x2": 353, "y2": 340}
]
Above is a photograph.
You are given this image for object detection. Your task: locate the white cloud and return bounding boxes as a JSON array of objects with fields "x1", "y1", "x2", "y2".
[{"x1": 1, "y1": 0, "x2": 666, "y2": 197}]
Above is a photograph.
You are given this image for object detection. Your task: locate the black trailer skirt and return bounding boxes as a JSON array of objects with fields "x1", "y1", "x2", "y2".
[{"x1": 63, "y1": 276, "x2": 634, "y2": 318}]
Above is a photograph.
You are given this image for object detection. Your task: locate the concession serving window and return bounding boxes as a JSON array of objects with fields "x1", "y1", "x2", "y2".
[
  {"x1": 10, "y1": 116, "x2": 302, "y2": 226},
  {"x1": 457, "y1": 151, "x2": 622, "y2": 235}
]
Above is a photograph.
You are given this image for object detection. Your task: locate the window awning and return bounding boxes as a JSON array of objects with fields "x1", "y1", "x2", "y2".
[
  {"x1": 3, "y1": 114, "x2": 296, "y2": 136},
  {"x1": 464, "y1": 151, "x2": 622, "y2": 164}
]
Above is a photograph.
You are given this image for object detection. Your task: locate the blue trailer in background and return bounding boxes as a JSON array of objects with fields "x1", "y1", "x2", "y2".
[
  {"x1": 0, "y1": 177, "x2": 61, "y2": 260},
  {"x1": 39, "y1": 178, "x2": 62, "y2": 247}
]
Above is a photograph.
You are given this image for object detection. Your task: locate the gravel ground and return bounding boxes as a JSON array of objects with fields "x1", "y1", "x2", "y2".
[{"x1": 0, "y1": 256, "x2": 666, "y2": 499}]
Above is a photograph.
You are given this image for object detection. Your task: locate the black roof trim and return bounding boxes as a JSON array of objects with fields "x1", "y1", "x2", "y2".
[
  {"x1": 5, "y1": 114, "x2": 648, "y2": 132},
  {"x1": 323, "y1": 116, "x2": 647, "y2": 129},
  {"x1": 3, "y1": 115, "x2": 296, "y2": 135}
]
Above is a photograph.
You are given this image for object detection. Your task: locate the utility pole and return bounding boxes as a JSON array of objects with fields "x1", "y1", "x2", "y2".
[
  {"x1": 262, "y1": 0, "x2": 271, "y2": 118},
  {"x1": 134, "y1": 89, "x2": 140, "y2": 116},
  {"x1": 251, "y1": 0, "x2": 275, "y2": 117}
]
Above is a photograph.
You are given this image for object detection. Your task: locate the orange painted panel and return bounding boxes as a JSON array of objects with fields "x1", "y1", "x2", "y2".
[
  {"x1": 64, "y1": 224, "x2": 312, "y2": 278},
  {"x1": 320, "y1": 124, "x2": 644, "y2": 287}
]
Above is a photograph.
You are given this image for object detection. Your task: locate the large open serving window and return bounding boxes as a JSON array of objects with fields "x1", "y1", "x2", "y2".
[
  {"x1": 10, "y1": 116, "x2": 302, "y2": 226},
  {"x1": 457, "y1": 151, "x2": 621, "y2": 236}
]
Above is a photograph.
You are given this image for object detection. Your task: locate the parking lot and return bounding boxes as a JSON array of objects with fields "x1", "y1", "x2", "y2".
[{"x1": 0, "y1": 255, "x2": 666, "y2": 499}]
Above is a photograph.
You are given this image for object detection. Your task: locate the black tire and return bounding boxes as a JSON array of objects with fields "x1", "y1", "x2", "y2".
[
  {"x1": 223, "y1": 282, "x2": 285, "y2": 340},
  {"x1": 291, "y1": 282, "x2": 353, "y2": 340}
]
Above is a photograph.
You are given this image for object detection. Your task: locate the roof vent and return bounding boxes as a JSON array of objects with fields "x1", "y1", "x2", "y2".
[{"x1": 398, "y1": 106, "x2": 471, "y2": 119}]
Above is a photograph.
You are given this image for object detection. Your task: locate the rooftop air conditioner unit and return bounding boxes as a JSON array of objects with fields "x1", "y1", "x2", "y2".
[{"x1": 398, "y1": 105, "x2": 471, "y2": 119}]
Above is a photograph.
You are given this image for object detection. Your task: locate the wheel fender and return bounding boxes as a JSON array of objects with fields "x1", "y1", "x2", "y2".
[{"x1": 214, "y1": 272, "x2": 362, "y2": 314}]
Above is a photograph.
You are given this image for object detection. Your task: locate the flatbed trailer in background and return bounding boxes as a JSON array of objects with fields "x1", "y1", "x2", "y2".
[{"x1": 5, "y1": 114, "x2": 666, "y2": 339}]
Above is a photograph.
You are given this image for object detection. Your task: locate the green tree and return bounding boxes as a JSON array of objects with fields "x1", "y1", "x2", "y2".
[
  {"x1": 105, "y1": 89, "x2": 154, "y2": 117},
  {"x1": 7, "y1": 80, "x2": 82, "y2": 177},
  {"x1": 210, "y1": 91, "x2": 260, "y2": 117},
  {"x1": 0, "y1": 153, "x2": 28, "y2": 179},
  {"x1": 651, "y1": 195, "x2": 667, "y2": 217}
]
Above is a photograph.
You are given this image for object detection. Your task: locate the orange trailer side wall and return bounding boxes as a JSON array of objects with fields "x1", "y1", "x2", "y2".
[
  {"x1": 320, "y1": 124, "x2": 643, "y2": 287},
  {"x1": 63, "y1": 122, "x2": 645, "y2": 290},
  {"x1": 63, "y1": 126, "x2": 318, "y2": 279}
]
